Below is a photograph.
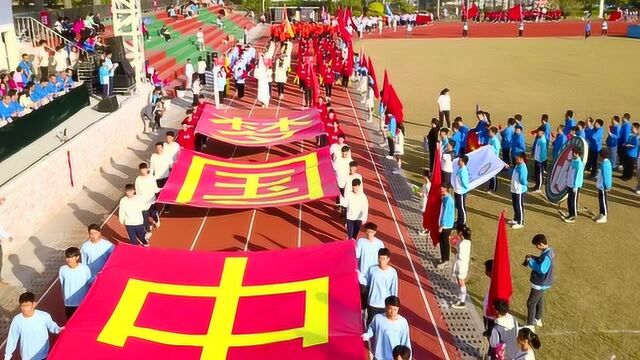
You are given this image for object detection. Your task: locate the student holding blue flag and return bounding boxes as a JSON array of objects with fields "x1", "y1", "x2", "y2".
[
  {"x1": 532, "y1": 126, "x2": 548, "y2": 193},
  {"x1": 453, "y1": 155, "x2": 470, "y2": 227},
  {"x1": 562, "y1": 148, "x2": 585, "y2": 223},
  {"x1": 595, "y1": 149, "x2": 613, "y2": 224}
]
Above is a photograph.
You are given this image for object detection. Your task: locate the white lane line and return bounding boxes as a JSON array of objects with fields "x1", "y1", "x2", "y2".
[
  {"x1": 189, "y1": 88, "x2": 240, "y2": 251},
  {"x1": 345, "y1": 89, "x2": 452, "y2": 360}
]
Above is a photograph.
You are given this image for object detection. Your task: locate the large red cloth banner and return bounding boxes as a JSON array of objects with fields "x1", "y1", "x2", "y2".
[
  {"x1": 195, "y1": 106, "x2": 326, "y2": 147},
  {"x1": 49, "y1": 241, "x2": 363, "y2": 360},
  {"x1": 157, "y1": 147, "x2": 339, "y2": 209}
]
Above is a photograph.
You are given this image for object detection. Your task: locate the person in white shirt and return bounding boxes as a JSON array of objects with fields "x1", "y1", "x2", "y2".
[
  {"x1": 184, "y1": 58, "x2": 195, "y2": 89},
  {"x1": 34, "y1": 40, "x2": 50, "y2": 81},
  {"x1": 164, "y1": 131, "x2": 181, "y2": 163},
  {"x1": 451, "y1": 224, "x2": 472, "y2": 309},
  {"x1": 344, "y1": 178, "x2": 369, "y2": 239},
  {"x1": 342, "y1": 160, "x2": 363, "y2": 203},
  {"x1": 437, "y1": 88, "x2": 451, "y2": 127},
  {"x1": 515, "y1": 327, "x2": 541, "y2": 360},
  {"x1": 197, "y1": 56, "x2": 207, "y2": 84},
  {"x1": 4, "y1": 292, "x2": 62, "y2": 360},
  {"x1": 150, "y1": 142, "x2": 173, "y2": 188},
  {"x1": 195, "y1": 28, "x2": 205, "y2": 51},
  {"x1": 135, "y1": 162, "x2": 161, "y2": 233},
  {"x1": 59, "y1": 247, "x2": 92, "y2": 319},
  {"x1": 118, "y1": 183, "x2": 149, "y2": 246},
  {"x1": 333, "y1": 145, "x2": 353, "y2": 214},
  {"x1": 330, "y1": 134, "x2": 347, "y2": 161},
  {"x1": 80, "y1": 224, "x2": 114, "y2": 280},
  {"x1": 53, "y1": 45, "x2": 69, "y2": 73}
]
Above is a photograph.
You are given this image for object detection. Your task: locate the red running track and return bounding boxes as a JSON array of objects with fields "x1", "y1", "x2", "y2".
[
  {"x1": 6, "y1": 35, "x2": 460, "y2": 359},
  {"x1": 364, "y1": 19, "x2": 631, "y2": 38}
]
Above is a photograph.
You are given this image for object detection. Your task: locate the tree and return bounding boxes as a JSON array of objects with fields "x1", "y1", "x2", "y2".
[{"x1": 368, "y1": 1, "x2": 385, "y2": 16}]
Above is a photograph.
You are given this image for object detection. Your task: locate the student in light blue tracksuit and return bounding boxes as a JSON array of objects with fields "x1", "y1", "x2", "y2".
[
  {"x1": 595, "y1": 149, "x2": 613, "y2": 223},
  {"x1": 532, "y1": 127, "x2": 548, "y2": 192},
  {"x1": 606, "y1": 116, "x2": 621, "y2": 169},
  {"x1": 510, "y1": 125, "x2": 526, "y2": 164},
  {"x1": 617, "y1": 113, "x2": 632, "y2": 170},
  {"x1": 563, "y1": 148, "x2": 584, "y2": 223},
  {"x1": 509, "y1": 153, "x2": 528, "y2": 229},
  {"x1": 501, "y1": 118, "x2": 516, "y2": 165},
  {"x1": 540, "y1": 114, "x2": 552, "y2": 143},
  {"x1": 586, "y1": 118, "x2": 604, "y2": 178},
  {"x1": 453, "y1": 155, "x2": 470, "y2": 226},
  {"x1": 437, "y1": 187, "x2": 455, "y2": 268}
]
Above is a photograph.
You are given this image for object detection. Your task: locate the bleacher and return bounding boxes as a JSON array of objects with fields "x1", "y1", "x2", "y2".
[{"x1": 144, "y1": 6, "x2": 256, "y2": 89}]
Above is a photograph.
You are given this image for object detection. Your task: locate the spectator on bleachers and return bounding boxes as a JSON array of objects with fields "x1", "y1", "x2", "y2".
[
  {"x1": 93, "y1": 12, "x2": 106, "y2": 33},
  {"x1": 53, "y1": 17, "x2": 64, "y2": 34},
  {"x1": 58, "y1": 70, "x2": 75, "y2": 91},
  {"x1": 159, "y1": 25, "x2": 172, "y2": 42},
  {"x1": 14, "y1": 67, "x2": 27, "y2": 89},
  {"x1": 85, "y1": 13, "x2": 99, "y2": 35},
  {"x1": 72, "y1": 16, "x2": 85, "y2": 38},
  {"x1": 0, "y1": 95, "x2": 18, "y2": 124},
  {"x1": 18, "y1": 54, "x2": 34, "y2": 82},
  {"x1": 18, "y1": 85, "x2": 35, "y2": 110},
  {"x1": 53, "y1": 45, "x2": 69, "y2": 74},
  {"x1": 8, "y1": 90, "x2": 25, "y2": 115},
  {"x1": 34, "y1": 40, "x2": 51, "y2": 81},
  {"x1": 8, "y1": 71, "x2": 20, "y2": 91},
  {"x1": 0, "y1": 75, "x2": 8, "y2": 97},
  {"x1": 142, "y1": 22, "x2": 150, "y2": 41}
]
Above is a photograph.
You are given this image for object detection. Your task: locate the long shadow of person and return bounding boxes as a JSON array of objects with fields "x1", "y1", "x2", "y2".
[{"x1": 8, "y1": 254, "x2": 38, "y2": 289}]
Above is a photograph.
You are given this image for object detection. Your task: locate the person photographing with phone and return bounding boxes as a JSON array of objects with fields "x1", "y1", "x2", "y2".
[{"x1": 523, "y1": 234, "x2": 555, "y2": 329}]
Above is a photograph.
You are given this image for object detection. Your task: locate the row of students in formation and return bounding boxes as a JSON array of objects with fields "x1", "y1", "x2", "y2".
[{"x1": 5, "y1": 225, "x2": 115, "y2": 360}]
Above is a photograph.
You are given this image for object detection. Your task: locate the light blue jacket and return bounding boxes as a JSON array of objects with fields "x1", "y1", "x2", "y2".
[
  {"x1": 569, "y1": 158, "x2": 585, "y2": 188},
  {"x1": 439, "y1": 194, "x2": 454, "y2": 229}
]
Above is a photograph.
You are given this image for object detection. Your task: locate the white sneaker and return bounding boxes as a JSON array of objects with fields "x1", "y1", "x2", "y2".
[
  {"x1": 535, "y1": 318, "x2": 543, "y2": 327},
  {"x1": 436, "y1": 261, "x2": 449, "y2": 269},
  {"x1": 385, "y1": 155, "x2": 394, "y2": 160},
  {"x1": 512, "y1": 224, "x2": 524, "y2": 229},
  {"x1": 145, "y1": 232, "x2": 153, "y2": 240},
  {"x1": 563, "y1": 216, "x2": 575, "y2": 223},
  {"x1": 418, "y1": 230, "x2": 428, "y2": 236},
  {"x1": 154, "y1": 218, "x2": 161, "y2": 228},
  {"x1": 507, "y1": 219, "x2": 517, "y2": 225},
  {"x1": 635, "y1": 190, "x2": 640, "y2": 195},
  {"x1": 451, "y1": 300, "x2": 466, "y2": 309},
  {"x1": 595, "y1": 216, "x2": 607, "y2": 224},
  {"x1": 532, "y1": 189, "x2": 543, "y2": 194}
]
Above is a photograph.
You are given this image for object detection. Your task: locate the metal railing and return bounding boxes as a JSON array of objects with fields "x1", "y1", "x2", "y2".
[{"x1": 14, "y1": 16, "x2": 95, "y2": 62}]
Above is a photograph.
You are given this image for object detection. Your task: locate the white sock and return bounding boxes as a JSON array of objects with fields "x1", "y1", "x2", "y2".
[{"x1": 459, "y1": 286, "x2": 467, "y2": 303}]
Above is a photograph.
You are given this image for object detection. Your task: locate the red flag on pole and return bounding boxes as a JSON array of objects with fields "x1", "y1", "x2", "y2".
[
  {"x1": 385, "y1": 84, "x2": 403, "y2": 124},
  {"x1": 381, "y1": 70, "x2": 389, "y2": 105},
  {"x1": 486, "y1": 211, "x2": 513, "y2": 318},
  {"x1": 359, "y1": 53, "x2": 367, "y2": 70},
  {"x1": 366, "y1": 57, "x2": 379, "y2": 99},
  {"x1": 310, "y1": 62, "x2": 320, "y2": 107},
  {"x1": 422, "y1": 144, "x2": 443, "y2": 245}
]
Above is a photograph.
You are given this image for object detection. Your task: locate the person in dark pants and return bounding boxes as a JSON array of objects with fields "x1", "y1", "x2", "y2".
[
  {"x1": 364, "y1": 248, "x2": 398, "y2": 326},
  {"x1": 427, "y1": 118, "x2": 441, "y2": 170},
  {"x1": 562, "y1": 148, "x2": 584, "y2": 223},
  {"x1": 118, "y1": 184, "x2": 149, "y2": 246},
  {"x1": 437, "y1": 88, "x2": 451, "y2": 128},
  {"x1": 509, "y1": 153, "x2": 528, "y2": 229},
  {"x1": 437, "y1": 187, "x2": 454, "y2": 269},
  {"x1": 585, "y1": 118, "x2": 604, "y2": 178},
  {"x1": 98, "y1": 61, "x2": 110, "y2": 98},
  {"x1": 595, "y1": 148, "x2": 613, "y2": 224},
  {"x1": 531, "y1": 126, "x2": 547, "y2": 192},
  {"x1": 344, "y1": 178, "x2": 368, "y2": 240},
  {"x1": 481, "y1": 260, "x2": 496, "y2": 342},
  {"x1": 524, "y1": 234, "x2": 555, "y2": 328},
  {"x1": 385, "y1": 113, "x2": 397, "y2": 160},
  {"x1": 621, "y1": 122, "x2": 639, "y2": 181},
  {"x1": 453, "y1": 155, "x2": 470, "y2": 227}
]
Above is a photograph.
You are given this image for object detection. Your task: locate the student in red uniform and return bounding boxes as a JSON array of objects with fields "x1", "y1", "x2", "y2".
[
  {"x1": 176, "y1": 121, "x2": 196, "y2": 150},
  {"x1": 181, "y1": 108, "x2": 196, "y2": 129},
  {"x1": 323, "y1": 66, "x2": 335, "y2": 99}
]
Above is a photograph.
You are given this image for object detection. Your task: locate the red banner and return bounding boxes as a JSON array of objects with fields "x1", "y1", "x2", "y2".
[
  {"x1": 195, "y1": 106, "x2": 326, "y2": 147},
  {"x1": 49, "y1": 241, "x2": 363, "y2": 360},
  {"x1": 157, "y1": 147, "x2": 339, "y2": 209}
]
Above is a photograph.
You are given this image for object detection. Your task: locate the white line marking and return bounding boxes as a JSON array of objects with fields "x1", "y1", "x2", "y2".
[{"x1": 345, "y1": 89, "x2": 452, "y2": 360}]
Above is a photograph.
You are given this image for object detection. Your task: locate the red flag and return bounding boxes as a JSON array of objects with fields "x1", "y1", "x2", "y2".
[
  {"x1": 310, "y1": 62, "x2": 320, "y2": 107},
  {"x1": 359, "y1": 53, "x2": 366, "y2": 70},
  {"x1": 422, "y1": 144, "x2": 443, "y2": 245},
  {"x1": 385, "y1": 84, "x2": 403, "y2": 124},
  {"x1": 381, "y1": 70, "x2": 389, "y2": 105},
  {"x1": 366, "y1": 57, "x2": 379, "y2": 99},
  {"x1": 465, "y1": 131, "x2": 481, "y2": 153},
  {"x1": 486, "y1": 211, "x2": 513, "y2": 318}
]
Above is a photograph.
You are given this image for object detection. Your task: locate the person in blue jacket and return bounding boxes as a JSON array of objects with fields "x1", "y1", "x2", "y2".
[
  {"x1": 540, "y1": 114, "x2": 551, "y2": 143},
  {"x1": 575, "y1": 121, "x2": 586, "y2": 139},
  {"x1": 437, "y1": 187, "x2": 455, "y2": 268},
  {"x1": 451, "y1": 122, "x2": 463, "y2": 156},
  {"x1": 510, "y1": 125, "x2": 526, "y2": 163},
  {"x1": 456, "y1": 117, "x2": 469, "y2": 154},
  {"x1": 606, "y1": 116, "x2": 621, "y2": 169},
  {"x1": 509, "y1": 153, "x2": 528, "y2": 229},
  {"x1": 562, "y1": 110, "x2": 576, "y2": 136},
  {"x1": 562, "y1": 148, "x2": 584, "y2": 223},
  {"x1": 524, "y1": 234, "x2": 555, "y2": 327},
  {"x1": 552, "y1": 124, "x2": 567, "y2": 161},
  {"x1": 595, "y1": 148, "x2": 613, "y2": 223},
  {"x1": 621, "y1": 122, "x2": 639, "y2": 181},
  {"x1": 99, "y1": 60, "x2": 110, "y2": 98},
  {"x1": 501, "y1": 118, "x2": 516, "y2": 164},
  {"x1": 487, "y1": 127, "x2": 501, "y2": 193},
  {"x1": 586, "y1": 118, "x2": 604, "y2": 178},
  {"x1": 473, "y1": 111, "x2": 490, "y2": 145},
  {"x1": 618, "y1": 114, "x2": 633, "y2": 173},
  {"x1": 532, "y1": 126, "x2": 548, "y2": 193},
  {"x1": 385, "y1": 112, "x2": 397, "y2": 160}
]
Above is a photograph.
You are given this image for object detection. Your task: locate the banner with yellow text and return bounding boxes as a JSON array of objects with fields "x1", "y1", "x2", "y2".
[
  {"x1": 196, "y1": 106, "x2": 325, "y2": 147},
  {"x1": 49, "y1": 241, "x2": 363, "y2": 360},
  {"x1": 157, "y1": 147, "x2": 339, "y2": 208}
]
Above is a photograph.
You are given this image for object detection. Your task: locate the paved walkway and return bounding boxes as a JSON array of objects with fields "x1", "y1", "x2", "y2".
[{"x1": 0, "y1": 102, "x2": 184, "y2": 339}]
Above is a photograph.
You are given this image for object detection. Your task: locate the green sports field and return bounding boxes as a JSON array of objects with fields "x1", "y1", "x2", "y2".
[{"x1": 361, "y1": 37, "x2": 640, "y2": 359}]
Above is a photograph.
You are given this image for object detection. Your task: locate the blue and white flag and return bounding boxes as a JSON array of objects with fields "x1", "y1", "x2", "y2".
[
  {"x1": 452, "y1": 145, "x2": 507, "y2": 190},
  {"x1": 385, "y1": 4, "x2": 394, "y2": 17}
]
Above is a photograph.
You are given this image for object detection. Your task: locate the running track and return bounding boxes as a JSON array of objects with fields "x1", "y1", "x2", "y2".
[{"x1": 13, "y1": 52, "x2": 460, "y2": 360}]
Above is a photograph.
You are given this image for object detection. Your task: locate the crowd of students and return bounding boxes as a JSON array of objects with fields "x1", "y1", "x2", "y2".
[{"x1": 0, "y1": 45, "x2": 78, "y2": 126}]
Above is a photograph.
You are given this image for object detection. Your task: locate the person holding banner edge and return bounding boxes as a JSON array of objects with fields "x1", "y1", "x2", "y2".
[
  {"x1": 453, "y1": 155, "x2": 470, "y2": 227},
  {"x1": 487, "y1": 127, "x2": 501, "y2": 193}
]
